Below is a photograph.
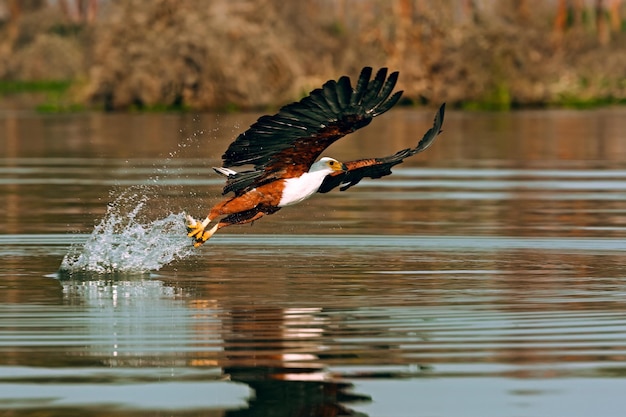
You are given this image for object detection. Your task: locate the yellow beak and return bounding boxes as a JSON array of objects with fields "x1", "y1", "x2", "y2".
[{"x1": 333, "y1": 162, "x2": 348, "y2": 173}]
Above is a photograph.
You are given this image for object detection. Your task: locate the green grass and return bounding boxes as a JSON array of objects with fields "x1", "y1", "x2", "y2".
[
  {"x1": 2, "y1": 78, "x2": 624, "y2": 113},
  {"x1": 553, "y1": 95, "x2": 626, "y2": 109},
  {"x1": 0, "y1": 79, "x2": 92, "y2": 112},
  {"x1": 0, "y1": 79, "x2": 87, "y2": 112},
  {"x1": 0, "y1": 80, "x2": 72, "y2": 95}
]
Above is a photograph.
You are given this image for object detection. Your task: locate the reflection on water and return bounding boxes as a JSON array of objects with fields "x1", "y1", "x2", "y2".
[{"x1": 2, "y1": 108, "x2": 626, "y2": 416}]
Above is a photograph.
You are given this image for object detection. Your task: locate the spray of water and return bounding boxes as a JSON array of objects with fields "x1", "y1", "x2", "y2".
[
  {"x1": 59, "y1": 127, "x2": 212, "y2": 276},
  {"x1": 60, "y1": 190, "x2": 196, "y2": 275}
]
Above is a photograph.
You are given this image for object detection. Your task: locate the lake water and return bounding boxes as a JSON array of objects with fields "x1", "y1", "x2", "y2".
[{"x1": 2, "y1": 107, "x2": 626, "y2": 416}]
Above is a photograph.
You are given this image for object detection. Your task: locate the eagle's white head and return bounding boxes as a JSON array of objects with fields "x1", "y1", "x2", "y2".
[{"x1": 309, "y1": 157, "x2": 347, "y2": 174}]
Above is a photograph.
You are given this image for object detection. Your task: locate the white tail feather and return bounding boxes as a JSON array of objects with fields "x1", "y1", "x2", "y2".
[{"x1": 213, "y1": 167, "x2": 237, "y2": 177}]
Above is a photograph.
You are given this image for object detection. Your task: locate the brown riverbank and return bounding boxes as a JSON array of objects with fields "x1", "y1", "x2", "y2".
[{"x1": 1, "y1": 0, "x2": 625, "y2": 111}]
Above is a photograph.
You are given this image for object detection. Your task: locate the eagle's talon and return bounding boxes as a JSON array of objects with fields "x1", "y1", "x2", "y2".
[
  {"x1": 191, "y1": 230, "x2": 211, "y2": 247},
  {"x1": 185, "y1": 214, "x2": 204, "y2": 238},
  {"x1": 185, "y1": 214, "x2": 213, "y2": 246}
]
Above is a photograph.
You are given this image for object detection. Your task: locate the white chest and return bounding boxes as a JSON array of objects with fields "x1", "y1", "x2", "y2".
[{"x1": 278, "y1": 171, "x2": 328, "y2": 207}]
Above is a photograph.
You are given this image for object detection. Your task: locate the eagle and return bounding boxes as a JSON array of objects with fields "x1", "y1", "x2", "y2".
[{"x1": 186, "y1": 67, "x2": 445, "y2": 247}]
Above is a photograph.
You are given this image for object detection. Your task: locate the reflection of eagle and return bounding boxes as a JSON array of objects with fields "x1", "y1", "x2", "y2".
[{"x1": 186, "y1": 67, "x2": 445, "y2": 247}]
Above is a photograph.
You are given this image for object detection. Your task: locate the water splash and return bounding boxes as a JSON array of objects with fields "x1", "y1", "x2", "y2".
[
  {"x1": 59, "y1": 127, "x2": 213, "y2": 276},
  {"x1": 60, "y1": 189, "x2": 195, "y2": 275}
]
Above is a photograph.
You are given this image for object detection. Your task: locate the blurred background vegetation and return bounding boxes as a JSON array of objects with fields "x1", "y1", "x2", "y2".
[{"x1": 0, "y1": 0, "x2": 625, "y2": 111}]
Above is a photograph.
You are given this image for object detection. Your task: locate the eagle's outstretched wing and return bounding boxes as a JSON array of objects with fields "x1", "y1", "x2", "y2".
[
  {"x1": 317, "y1": 103, "x2": 445, "y2": 193},
  {"x1": 220, "y1": 67, "x2": 403, "y2": 196}
]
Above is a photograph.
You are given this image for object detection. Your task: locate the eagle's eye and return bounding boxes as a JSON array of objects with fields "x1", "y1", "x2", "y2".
[{"x1": 329, "y1": 161, "x2": 335, "y2": 166}]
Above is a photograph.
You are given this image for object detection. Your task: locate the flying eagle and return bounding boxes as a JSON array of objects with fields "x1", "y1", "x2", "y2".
[{"x1": 186, "y1": 67, "x2": 445, "y2": 247}]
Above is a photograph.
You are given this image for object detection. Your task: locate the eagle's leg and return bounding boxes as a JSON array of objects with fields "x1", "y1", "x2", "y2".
[
  {"x1": 185, "y1": 215, "x2": 218, "y2": 247},
  {"x1": 185, "y1": 197, "x2": 237, "y2": 243},
  {"x1": 187, "y1": 208, "x2": 271, "y2": 247},
  {"x1": 186, "y1": 191, "x2": 278, "y2": 247}
]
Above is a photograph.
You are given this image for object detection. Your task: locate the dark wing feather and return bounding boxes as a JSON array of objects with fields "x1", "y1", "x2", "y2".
[
  {"x1": 220, "y1": 67, "x2": 402, "y2": 195},
  {"x1": 318, "y1": 103, "x2": 445, "y2": 193},
  {"x1": 350, "y1": 67, "x2": 371, "y2": 106}
]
